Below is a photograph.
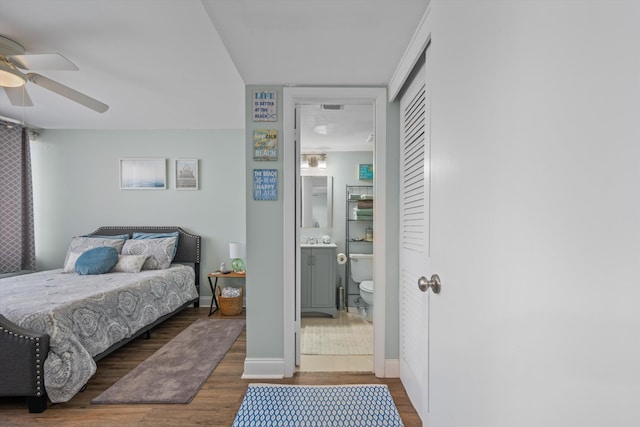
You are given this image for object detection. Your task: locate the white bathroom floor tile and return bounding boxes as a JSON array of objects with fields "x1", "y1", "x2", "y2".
[{"x1": 298, "y1": 309, "x2": 374, "y2": 372}]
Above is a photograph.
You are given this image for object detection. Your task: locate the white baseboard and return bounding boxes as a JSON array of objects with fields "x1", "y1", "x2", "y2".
[
  {"x1": 384, "y1": 358, "x2": 400, "y2": 378},
  {"x1": 242, "y1": 358, "x2": 285, "y2": 379},
  {"x1": 200, "y1": 295, "x2": 212, "y2": 308}
]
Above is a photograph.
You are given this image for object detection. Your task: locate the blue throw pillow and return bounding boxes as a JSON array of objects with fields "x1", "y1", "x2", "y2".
[
  {"x1": 132, "y1": 231, "x2": 180, "y2": 257},
  {"x1": 75, "y1": 246, "x2": 119, "y2": 275}
]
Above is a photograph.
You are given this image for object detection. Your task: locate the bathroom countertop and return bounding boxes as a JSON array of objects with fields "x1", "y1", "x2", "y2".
[{"x1": 300, "y1": 243, "x2": 337, "y2": 248}]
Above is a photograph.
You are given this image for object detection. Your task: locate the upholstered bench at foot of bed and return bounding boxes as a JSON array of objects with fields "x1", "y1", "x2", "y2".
[{"x1": 0, "y1": 314, "x2": 50, "y2": 413}]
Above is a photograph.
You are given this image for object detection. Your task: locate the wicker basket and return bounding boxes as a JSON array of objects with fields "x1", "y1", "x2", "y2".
[{"x1": 217, "y1": 286, "x2": 243, "y2": 316}]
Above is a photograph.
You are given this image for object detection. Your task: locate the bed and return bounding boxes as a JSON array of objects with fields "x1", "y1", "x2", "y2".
[{"x1": 0, "y1": 226, "x2": 201, "y2": 413}]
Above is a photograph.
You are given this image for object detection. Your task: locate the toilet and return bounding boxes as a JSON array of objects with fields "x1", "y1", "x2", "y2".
[{"x1": 348, "y1": 253, "x2": 374, "y2": 322}]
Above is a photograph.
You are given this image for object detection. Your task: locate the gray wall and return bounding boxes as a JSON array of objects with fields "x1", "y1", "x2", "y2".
[
  {"x1": 245, "y1": 85, "x2": 401, "y2": 362},
  {"x1": 30, "y1": 129, "x2": 246, "y2": 299},
  {"x1": 383, "y1": 100, "x2": 400, "y2": 359},
  {"x1": 245, "y1": 86, "x2": 285, "y2": 359}
]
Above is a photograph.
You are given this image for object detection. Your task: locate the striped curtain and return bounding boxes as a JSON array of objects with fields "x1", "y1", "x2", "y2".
[{"x1": 0, "y1": 123, "x2": 35, "y2": 273}]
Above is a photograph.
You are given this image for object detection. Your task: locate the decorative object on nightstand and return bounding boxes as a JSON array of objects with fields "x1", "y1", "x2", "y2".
[
  {"x1": 219, "y1": 262, "x2": 230, "y2": 273},
  {"x1": 229, "y1": 242, "x2": 245, "y2": 272}
]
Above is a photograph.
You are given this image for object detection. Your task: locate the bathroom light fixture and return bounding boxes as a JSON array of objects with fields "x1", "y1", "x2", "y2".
[
  {"x1": 300, "y1": 153, "x2": 327, "y2": 169},
  {"x1": 312, "y1": 124, "x2": 328, "y2": 135},
  {"x1": 229, "y1": 242, "x2": 245, "y2": 272}
]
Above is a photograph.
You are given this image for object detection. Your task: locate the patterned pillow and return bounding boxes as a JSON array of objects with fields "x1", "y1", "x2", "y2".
[
  {"x1": 121, "y1": 237, "x2": 178, "y2": 270},
  {"x1": 110, "y1": 254, "x2": 149, "y2": 273},
  {"x1": 132, "y1": 231, "x2": 179, "y2": 257},
  {"x1": 62, "y1": 237, "x2": 126, "y2": 273}
]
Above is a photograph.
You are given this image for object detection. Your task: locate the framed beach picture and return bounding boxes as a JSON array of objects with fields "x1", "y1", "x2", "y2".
[
  {"x1": 175, "y1": 159, "x2": 199, "y2": 190},
  {"x1": 120, "y1": 158, "x2": 166, "y2": 190}
]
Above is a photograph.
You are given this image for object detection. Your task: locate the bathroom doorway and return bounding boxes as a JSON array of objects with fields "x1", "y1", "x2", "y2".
[
  {"x1": 282, "y1": 87, "x2": 387, "y2": 378},
  {"x1": 297, "y1": 103, "x2": 375, "y2": 373}
]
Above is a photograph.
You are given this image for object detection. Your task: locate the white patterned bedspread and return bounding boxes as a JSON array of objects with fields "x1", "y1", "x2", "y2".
[{"x1": 0, "y1": 264, "x2": 197, "y2": 403}]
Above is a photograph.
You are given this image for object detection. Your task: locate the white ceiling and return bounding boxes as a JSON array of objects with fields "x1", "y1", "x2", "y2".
[
  {"x1": 300, "y1": 104, "x2": 374, "y2": 152},
  {"x1": 0, "y1": 0, "x2": 428, "y2": 148},
  {"x1": 203, "y1": 0, "x2": 428, "y2": 86}
]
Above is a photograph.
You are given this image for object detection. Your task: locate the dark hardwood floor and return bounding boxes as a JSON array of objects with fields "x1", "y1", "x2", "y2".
[{"x1": 0, "y1": 307, "x2": 420, "y2": 426}]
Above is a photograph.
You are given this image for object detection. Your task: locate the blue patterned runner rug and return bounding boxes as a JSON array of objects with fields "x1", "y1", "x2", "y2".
[{"x1": 232, "y1": 384, "x2": 404, "y2": 427}]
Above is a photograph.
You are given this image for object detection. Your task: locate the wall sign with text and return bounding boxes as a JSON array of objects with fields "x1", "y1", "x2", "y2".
[
  {"x1": 253, "y1": 169, "x2": 278, "y2": 200},
  {"x1": 253, "y1": 129, "x2": 278, "y2": 160},
  {"x1": 253, "y1": 90, "x2": 277, "y2": 122}
]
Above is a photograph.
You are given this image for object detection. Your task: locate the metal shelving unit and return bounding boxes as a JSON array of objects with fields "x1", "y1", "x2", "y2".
[{"x1": 345, "y1": 185, "x2": 373, "y2": 309}]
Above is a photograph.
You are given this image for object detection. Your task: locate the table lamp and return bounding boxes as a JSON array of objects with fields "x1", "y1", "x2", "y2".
[{"x1": 229, "y1": 242, "x2": 245, "y2": 272}]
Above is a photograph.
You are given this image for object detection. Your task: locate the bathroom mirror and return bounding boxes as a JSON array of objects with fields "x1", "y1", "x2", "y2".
[{"x1": 301, "y1": 176, "x2": 333, "y2": 228}]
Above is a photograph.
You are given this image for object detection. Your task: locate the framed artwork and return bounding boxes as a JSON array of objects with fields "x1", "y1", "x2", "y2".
[
  {"x1": 359, "y1": 163, "x2": 373, "y2": 180},
  {"x1": 120, "y1": 158, "x2": 166, "y2": 190},
  {"x1": 253, "y1": 169, "x2": 278, "y2": 200},
  {"x1": 175, "y1": 159, "x2": 199, "y2": 190},
  {"x1": 253, "y1": 129, "x2": 278, "y2": 160},
  {"x1": 252, "y1": 90, "x2": 277, "y2": 122}
]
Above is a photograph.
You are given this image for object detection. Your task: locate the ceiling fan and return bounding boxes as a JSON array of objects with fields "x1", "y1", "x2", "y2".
[{"x1": 0, "y1": 35, "x2": 109, "y2": 113}]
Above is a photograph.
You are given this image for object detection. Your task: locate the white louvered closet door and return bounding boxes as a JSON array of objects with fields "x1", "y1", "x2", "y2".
[{"x1": 399, "y1": 46, "x2": 430, "y2": 423}]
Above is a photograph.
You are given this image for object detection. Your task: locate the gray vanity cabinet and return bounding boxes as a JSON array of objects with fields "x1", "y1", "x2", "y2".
[{"x1": 301, "y1": 246, "x2": 337, "y2": 317}]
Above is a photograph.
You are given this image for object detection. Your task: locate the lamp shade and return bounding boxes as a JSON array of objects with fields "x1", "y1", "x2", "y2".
[{"x1": 229, "y1": 242, "x2": 245, "y2": 259}]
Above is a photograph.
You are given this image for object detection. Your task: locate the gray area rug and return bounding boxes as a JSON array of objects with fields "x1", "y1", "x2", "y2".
[{"x1": 92, "y1": 318, "x2": 245, "y2": 404}]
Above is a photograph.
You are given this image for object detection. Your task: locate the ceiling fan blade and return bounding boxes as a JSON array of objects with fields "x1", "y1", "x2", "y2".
[
  {"x1": 26, "y1": 73, "x2": 109, "y2": 113},
  {"x1": 4, "y1": 86, "x2": 34, "y2": 107},
  {"x1": 10, "y1": 53, "x2": 78, "y2": 71}
]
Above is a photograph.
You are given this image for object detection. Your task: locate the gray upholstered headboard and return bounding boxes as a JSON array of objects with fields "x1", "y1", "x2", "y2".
[{"x1": 88, "y1": 226, "x2": 201, "y2": 303}]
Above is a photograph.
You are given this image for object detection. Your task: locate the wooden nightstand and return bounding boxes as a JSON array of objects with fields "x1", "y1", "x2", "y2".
[{"x1": 207, "y1": 271, "x2": 246, "y2": 316}]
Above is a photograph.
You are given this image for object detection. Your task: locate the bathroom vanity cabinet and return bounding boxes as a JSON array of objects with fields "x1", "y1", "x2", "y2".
[{"x1": 301, "y1": 245, "x2": 337, "y2": 317}]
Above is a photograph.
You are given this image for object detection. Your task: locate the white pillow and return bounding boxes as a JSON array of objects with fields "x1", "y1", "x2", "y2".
[{"x1": 110, "y1": 254, "x2": 149, "y2": 273}]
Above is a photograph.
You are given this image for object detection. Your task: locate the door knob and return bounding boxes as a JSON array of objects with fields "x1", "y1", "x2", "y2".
[{"x1": 418, "y1": 274, "x2": 441, "y2": 294}]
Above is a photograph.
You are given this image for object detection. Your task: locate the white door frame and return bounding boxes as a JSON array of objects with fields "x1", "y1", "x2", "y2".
[{"x1": 283, "y1": 87, "x2": 387, "y2": 377}]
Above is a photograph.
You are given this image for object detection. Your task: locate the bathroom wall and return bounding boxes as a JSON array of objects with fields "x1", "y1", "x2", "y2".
[{"x1": 301, "y1": 151, "x2": 374, "y2": 306}]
